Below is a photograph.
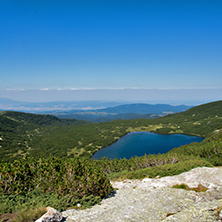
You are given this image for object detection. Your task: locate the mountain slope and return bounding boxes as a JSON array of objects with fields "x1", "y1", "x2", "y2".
[
  {"x1": 0, "y1": 111, "x2": 88, "y2": 162},
  {"x1": 0, "y1": 101, "x2": 222, "y2": 162},
  {"x1": 56, "y1": 112, "x2": 161, "y2": 122},
  {"x1": 0, "y1": 111, "x2": 88, "y2": 126},
  {"x1": 98, "y1": 103, "x2": 192, "y2": 114},
  {"x1": 152, "y1": 100, "x2": 222, "y2": 136},
  {"x1": 52, "y1": 103, "x2": 192, "y2": 122}
]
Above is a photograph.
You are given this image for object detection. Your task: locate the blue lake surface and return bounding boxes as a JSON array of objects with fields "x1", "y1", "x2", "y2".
[{"x1": 91, "y1": 132, "x2": 204, "y2": 160}]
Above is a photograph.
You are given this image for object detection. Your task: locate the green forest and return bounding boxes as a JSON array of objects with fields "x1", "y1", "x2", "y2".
[
  {"x1": 0, "y1": 100, "x2": 222, "y2": 221},
  {"x1": 1, "y1": 100, "x2": 222, "y2": 162}
]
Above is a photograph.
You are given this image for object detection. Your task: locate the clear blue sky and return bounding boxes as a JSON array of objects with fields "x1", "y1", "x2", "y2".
[{"x1": 0, "y1": 0, "x2": 222, "y2": 103}]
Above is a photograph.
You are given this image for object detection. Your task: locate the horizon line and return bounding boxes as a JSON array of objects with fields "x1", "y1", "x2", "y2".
[{"x1": 3, "y1": 87, "x2": 222, "y2": 91}]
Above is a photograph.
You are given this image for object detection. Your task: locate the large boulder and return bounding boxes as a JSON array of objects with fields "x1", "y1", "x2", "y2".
[{"x1": 63, "y1": 167, "x2": 222, "y2": 221}]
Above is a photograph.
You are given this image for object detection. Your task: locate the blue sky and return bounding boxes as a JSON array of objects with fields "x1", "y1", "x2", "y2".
[{"x1": 0, "y1": 0, "x2": 222, "y2": 103}]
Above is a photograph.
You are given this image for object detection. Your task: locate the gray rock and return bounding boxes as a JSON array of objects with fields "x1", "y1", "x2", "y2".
[
  {"x1": 36, "y1": 207, "x2": 63, "y2": 222},
  {"x1": 62, "y1": 209, "x2": 77, "y2": 218},
  {"x1": 218, "y1": 208, "x2": 222, "y2": 221},
  {"x1": 62, "y1": 167, "x2": 222, "y2": 221}
]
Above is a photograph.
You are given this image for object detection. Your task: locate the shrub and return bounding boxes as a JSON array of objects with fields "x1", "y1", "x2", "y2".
[
  {"x1": 0, "y1": 156, "x2": 112, "y2": 214},
  {"x1": 108, "y1": 158, "x2": 212, "y2": 180}
]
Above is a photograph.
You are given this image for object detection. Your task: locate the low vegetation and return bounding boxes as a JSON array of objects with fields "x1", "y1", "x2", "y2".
[
  {"x1": 169, "y1": 129, "x2": 222, "y2": 166},
  {"x1": 1, "y1": 101, "x2": 222, "y2": 162},
  {"x1": 0, "y1": 100, "x2": 222, "y2": 220},
  {"x1": 107, "y1": 158, "x2": 213, "y2": 180},
  {"x1": 172, "y1": 183, "x2": 208, "y2": 192},
  {"x1": 0, "y1": 156, "x2": 112, "y2": 218}
]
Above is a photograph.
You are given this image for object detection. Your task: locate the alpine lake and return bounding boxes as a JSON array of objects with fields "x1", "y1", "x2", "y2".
[{"x1": 91, "y1": 132, "x2": 204, "y2": 160}]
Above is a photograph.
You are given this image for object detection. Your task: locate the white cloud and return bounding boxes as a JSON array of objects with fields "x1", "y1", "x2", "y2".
[
  {"x1": 70, "y1": 88, "x2": 97, "y2": 91},
  {"x1": 106, "y1": 87, "x2": 140, "y2": 90},
  {"x1": 40, "y1": 88, "x2": 49, "y2": 91},
  {"x1": 84, "y1": 88, "x2": 97, "y2": 90},
  {"x1": 6, "y1": 88, "x2": 25, "y2": 91},
  {"x1": 131, "y1": 87, "x2": 139, "y2": 90},
  {"x1": 70, "y1": 88, "x2": 80, "y2": 90}
]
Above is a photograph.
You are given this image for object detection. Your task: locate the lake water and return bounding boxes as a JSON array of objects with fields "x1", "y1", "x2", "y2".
[{"x1": 91, "y1": 132, "x2": 204, "y2": 160}]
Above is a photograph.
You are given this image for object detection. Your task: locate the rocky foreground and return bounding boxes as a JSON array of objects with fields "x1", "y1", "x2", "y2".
[{"x1": 38, "y1": 167, "x2": 222, "y2": 222}]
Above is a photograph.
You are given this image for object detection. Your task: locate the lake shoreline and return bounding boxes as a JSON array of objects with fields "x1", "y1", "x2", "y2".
[
  {"x1": 92, "y1": 130, "x2": 204, "y2": 157},
  {"x1": 91, "y1": 131, "x2": 204, "y2": 160}
]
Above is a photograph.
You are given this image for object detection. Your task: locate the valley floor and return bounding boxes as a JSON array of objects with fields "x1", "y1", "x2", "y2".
[{"x1": 63, "y1": 167, "x2": 222, "y2": 221}]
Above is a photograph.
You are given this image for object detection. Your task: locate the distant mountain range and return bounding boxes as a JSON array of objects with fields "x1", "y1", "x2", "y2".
[
  {"x1": 0, "y1": 98, "x2": 123, "y2": 111},
  {"x1": 97, "y1": 104, "x2": 192, "y2": 115},
  {"x1": 0, "y1": 98, "x2": 192, "y2": 122},
  {"x1": 44, "y1": 103, "x2": 193, "y2": 122},
  {"x1": 0, "y1": 98, "x2": 193, "y2": 122}
]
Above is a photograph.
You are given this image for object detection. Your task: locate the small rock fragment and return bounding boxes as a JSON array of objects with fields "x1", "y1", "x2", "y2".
[
  {"x1": 35, "y1": 207, "x2": 63, "y2": 222},
  {"x1": 218, "y1": 209, "x2": 222, "y2": 220}
]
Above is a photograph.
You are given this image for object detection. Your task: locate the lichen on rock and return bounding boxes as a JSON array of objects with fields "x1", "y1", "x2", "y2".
[
  {"x1": 36, "y1": 207, "x2": 63, "y2": 222},
  {"x1": 61, "y1": 167, "x2": 222, "y2": 221}
]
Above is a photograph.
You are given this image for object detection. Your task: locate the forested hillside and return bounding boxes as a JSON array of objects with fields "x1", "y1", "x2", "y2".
[
  {"x1": 0, "y1": 111, "x2": 88, "y2": 162},
  {"x1": 0, "y1": 101, "x2": 222, "y2": 162},
  {"x1": 1, "y1": 101, "x2": 222, "y2": 220},
  {"x1": 149, "y1": 100, "x2": 222, "y2": 136},
  {"x1": 0, "y1": 111, "x2": 87, "y2": 126}
]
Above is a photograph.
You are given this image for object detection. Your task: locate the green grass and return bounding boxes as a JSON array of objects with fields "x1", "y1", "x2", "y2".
[
  {"x1": 108, "y1": 158, "x2": 213, "y2": 180},
  {"x1": 11, "y1": 207, "x2": 47, "y2": 222},
  {"x1": 172, "y1": 183, "x2": 208, "y2": 192},
  {"x1": 0, "y1": 189, "x2": 101, "y2": 216}
]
